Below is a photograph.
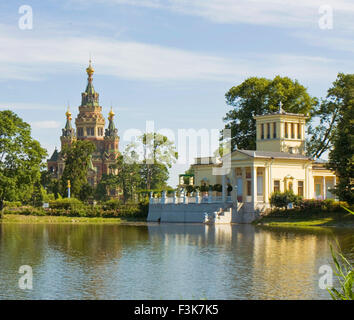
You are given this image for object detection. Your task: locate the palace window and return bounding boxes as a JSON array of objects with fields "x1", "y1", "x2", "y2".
[
  {"x1": 261, "y1": 124, "x2": 264, "y2": 139},
  {"x1": 246, "y1": 168, "x2": 251, "y2": 179},
  {"x1": 267, "y1": 123, "x2": 270, "y2": 139},
  {"x1": 285, "y1": 123, "x2": 288, "y2": 138},
  {"x1": 291, "y1": 123, "x2": 295, "y2": 139},
  {"x1": 247, "y1": 180, "x2": 252, "y2": 196},
  {"x1": 273, "y1": 122, "x2": 276, "y2": 138},
  {"x1": 288, "y1": 182, "x2": 293, "y2": 192},
  {"x1": 297, "y1": 123, "x2": 301, "y2": 139},
  {"x1": 298, "y1": 181, "x2": 304, "y2": 196},
  {"x1": 274, "y1": 180, "x2": 280, "y2": 192}
]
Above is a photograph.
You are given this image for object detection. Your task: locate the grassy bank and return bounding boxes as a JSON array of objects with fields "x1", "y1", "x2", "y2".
[
  {"x1": 255, "y1": 211, "x2": 354, "y2": 227},
  {"x1": 0, "y1": 213, "x2": 147, "y2": 224},
  {"x1": 255, "y1": 199, "x2": 354, "y2": 228},
  {"x1": 0, "y1": 198, "x2": 149, "y2": 224}
]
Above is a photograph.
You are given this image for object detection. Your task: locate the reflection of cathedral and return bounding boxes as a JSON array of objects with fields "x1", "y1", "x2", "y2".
[{"x1": 47, "y1": 61, "x2": 120, "y2": 187}]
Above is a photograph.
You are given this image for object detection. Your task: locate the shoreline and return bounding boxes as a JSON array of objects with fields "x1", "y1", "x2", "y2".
[
  {"x1": 2, "y1": 213, "x2": 354, "y2": 228},
  {"x1": 0, "y1": 214, "x2": 146, "y2": 224},
  {"x1": 254, "y1": 213, "x2": 354, "y2": 228}
]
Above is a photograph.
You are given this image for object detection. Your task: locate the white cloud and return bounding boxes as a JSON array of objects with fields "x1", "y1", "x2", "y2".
[
  {"x1": 86, "y1": 0, "x2": 354, "y2": 29},
  {"x1": 31, "y1": 121, "x2": 62, "y2": 129},
  {"x1": 0, "y1": 102, "x2": 64, "y2": 111},
  {"x1": 0, "y1": 24, "x2": 349, "y2": 85}
]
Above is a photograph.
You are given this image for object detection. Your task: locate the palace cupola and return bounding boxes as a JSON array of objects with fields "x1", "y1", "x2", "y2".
[
  {"x1": 104, "y1": 107, "x2": 119, "y2": 153},
  {"x1": 253, "y1": 102, "x2": 308, "y2": 155},
  {"x1": 60, "y1": 106, "x2": 76, "y2": 148},
  {"x1": 75, "y1": 60, "x2": 105, "y2": 141}
]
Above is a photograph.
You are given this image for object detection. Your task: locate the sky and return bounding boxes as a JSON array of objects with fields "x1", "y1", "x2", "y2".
[{"x1": 0, "y1": 0, "x2": 354, "y2": 187}]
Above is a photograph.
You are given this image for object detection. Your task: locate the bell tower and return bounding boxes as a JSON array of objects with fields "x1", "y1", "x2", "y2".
[
  {"x1": 254, "y1": 103, "x2": 308, "y2": 155},
  {"x1": 75, "y1": 60, "x2": 105, "y2": 149}
]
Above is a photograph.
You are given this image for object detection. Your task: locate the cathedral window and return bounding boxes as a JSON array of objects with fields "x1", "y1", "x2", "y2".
[{"x1": 86, "y1": 127, "x2": 94, "y2": 136}]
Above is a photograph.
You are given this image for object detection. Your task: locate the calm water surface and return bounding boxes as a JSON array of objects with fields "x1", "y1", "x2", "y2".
[{"x1": 0, "y1": 222, "x2": 353, "y2": 299}]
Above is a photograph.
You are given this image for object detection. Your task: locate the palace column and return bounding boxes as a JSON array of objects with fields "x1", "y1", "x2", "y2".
[
  {"x1": 322, "y1": 176, "x2": 326, "y2": 200},
  {"x1": 252, "y1": 166, "x2": 257, "y2": 205},
  {"x1": 242, "y1": 167, "x2": 246, "y2": 202},
  {"x1": 222, "y1": 175, "x2": 226, "y2": 202},
  {"x1": 264, "y1": 165, "x2": 269, "y2": 203},
  {"x1": 231, "y1": 168, "x2": 237, "y2": 203}
]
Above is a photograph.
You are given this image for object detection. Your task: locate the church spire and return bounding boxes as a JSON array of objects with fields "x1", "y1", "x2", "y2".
[{"x1": 81, "y1": 60, "x2": 99, "y2": 106}]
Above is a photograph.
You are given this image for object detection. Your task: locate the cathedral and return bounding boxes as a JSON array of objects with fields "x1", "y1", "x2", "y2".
[{"x1": 47, "y1": 61, "x2": 120, "y2": 188}]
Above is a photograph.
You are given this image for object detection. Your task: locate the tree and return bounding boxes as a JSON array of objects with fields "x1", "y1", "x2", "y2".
[
  {"x1": 0, "y1": 110, "x2": 47, "y2": 212},
  {"x1": 326, "y1": 74, "x2": 354, "y2": 204},
  {"x1": 60, "y1": 140, "x2": 96, "y2": 199},
  {"x1": 113, "y1": 153, "x2": 141, "y2": 203},
  {"x1": 126, "y1": 133, "x2": 177, "y2": 190},
  {"x1": 31, "y1": 180, "x2": 44, "y2": 207},
  {"x1": 224, "y1": 76, "x2": 317, "y2": 150},
  {"x1": 79, "y1": 183, "x2": 94, "y2": 202},
  {"x1": 307, "y1": 73, "x2": 354, "y2": 159},
  {"x1": 95, "y1": 173, "x2": 118, "y2": 201},
  {"x1": 40, "y1": 169, "x2": 60, "y2": 199}
]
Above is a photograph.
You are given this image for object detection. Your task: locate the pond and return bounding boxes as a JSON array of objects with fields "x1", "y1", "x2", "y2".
[{"x1": 0, "y1": 222, "x2": 352, "y2": 299}]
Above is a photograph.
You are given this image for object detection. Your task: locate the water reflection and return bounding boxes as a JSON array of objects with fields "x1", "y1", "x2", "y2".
[{"x1": 0, "y1": 222, "x2": 352, "y2": 299}]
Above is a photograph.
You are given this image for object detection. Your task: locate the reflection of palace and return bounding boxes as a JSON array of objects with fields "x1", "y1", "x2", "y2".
[
  {"x1": 47, "y1": 61, "x2": 120, "y2": 188},
  {"x1": 250, "y1": 229, "x2": 331, "y2": 299},
  {"x1": 192, "y1": 105, "x2": 337, "y2": 211}
]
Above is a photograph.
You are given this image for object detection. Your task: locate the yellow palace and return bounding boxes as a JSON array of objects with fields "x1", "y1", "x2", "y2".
[{"x1": 191, "y1": 105, "x2": 337, "y2": 212}]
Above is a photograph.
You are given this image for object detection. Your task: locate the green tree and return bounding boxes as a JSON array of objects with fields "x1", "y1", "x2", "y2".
[
  {"x1": 95, "y1": 173, "x2": 118, "y2": 201},
  {"x1": 307, "y1": 73, "x2": 354, "y2": 159},
  {"x1": 40, "y1": 169, "x2": 60, "y2": 199},
  {"x1": 79, "y1": 183, "x2": 94, "y2": 202},
  {"x1": 326, "y1": 74, "x2": 354, "y2": 204},
  {"x1": 126, "y1": 133, "x2": 177, "y2": 190},
  {"x1": 0, "y1": 110, "x2": 47, "y2": 212},
  {"x1": 60, "y1": 140, "x2": 96, "y2": 199},
  {"x1": 113, "y1": 152, "x2": 141, "y2": 203},
  {"x1": 224, "y1": 76, "x2": 317, "y2": 150},
  {"x1": 31, "y1": 180, "x2": 44, "y2": 207}
]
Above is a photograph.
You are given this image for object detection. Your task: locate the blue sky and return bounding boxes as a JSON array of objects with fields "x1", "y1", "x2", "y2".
[{"x1": 1, "y1": 0, "x2": 353, "y2": 186}]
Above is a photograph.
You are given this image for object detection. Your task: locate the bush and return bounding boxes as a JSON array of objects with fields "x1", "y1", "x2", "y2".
[
  {"x1": 185, "y1": 185, "x2": 195, "y2": 195},
  {"x1": 4, "y1": 206, "x2": 46, "y2": 216},
  {"x1": 270, "y1": 191, "x2": 301, "y2": 209},
  {"x1": 49, "y1": 198, "x2": 84, "y2": 210},
  {"x1": 102, "y1": 199, "x2": 121, "y2": 210},
  {"x1": 4, "y1": 201, "x2": 22, "y2": 208}
]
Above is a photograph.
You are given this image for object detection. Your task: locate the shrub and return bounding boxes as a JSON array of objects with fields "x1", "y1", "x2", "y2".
[
  {"x1": 4, "y1": 201, "x2": 22, "y2": 208},
  {"x1": 270, "y1": 191, "x2": 301, "y2": 209},
  {"x1": 185, "y1": 185, "x2": 195, "y2": 195},
  {"x1": 49, "y1": 198, "x2": 84, "y2": 210},
  {"x1": 102, "y1": 199, "x2": 121, "y2": 210}
]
